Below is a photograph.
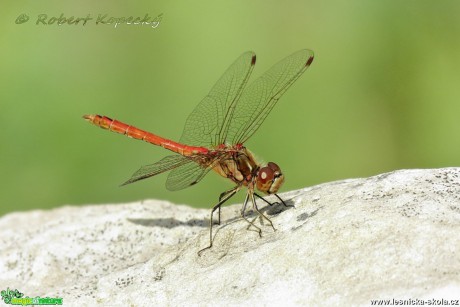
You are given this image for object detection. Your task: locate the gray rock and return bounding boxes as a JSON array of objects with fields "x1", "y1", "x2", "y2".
[{"x1": 1, "y1": 168, "x2": 459, "y2": 306}]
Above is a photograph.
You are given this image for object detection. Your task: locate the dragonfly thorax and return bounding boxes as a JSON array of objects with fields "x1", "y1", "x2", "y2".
[{"x1": 212, "y1": 146, "x2": 284, "y2": 195}]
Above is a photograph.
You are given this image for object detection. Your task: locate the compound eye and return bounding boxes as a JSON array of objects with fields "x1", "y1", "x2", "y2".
[
  {"x1": 267, "y1": 162, "x2": 281, "y2": 173},
  {"x1": 258, "y1": 166, "x2": 274, "y2": 184}
]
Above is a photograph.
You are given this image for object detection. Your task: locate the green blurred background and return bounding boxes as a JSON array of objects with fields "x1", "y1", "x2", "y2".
[{"x1": 1, "y1": 1, "x2": 460, "y2": 217}]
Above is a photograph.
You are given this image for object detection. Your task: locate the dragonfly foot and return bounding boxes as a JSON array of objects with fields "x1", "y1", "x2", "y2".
[{"x1": 198, "y1": 245, "x2": 211, "y2": 257}]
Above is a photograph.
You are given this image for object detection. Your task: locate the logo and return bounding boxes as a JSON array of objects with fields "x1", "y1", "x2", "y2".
[{"x1": 1, "y1": 288, "x2": 63, "y2": 305}]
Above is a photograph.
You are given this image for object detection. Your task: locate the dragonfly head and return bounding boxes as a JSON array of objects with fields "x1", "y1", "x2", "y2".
[{"x1": 256, "y1": 162, "x2": 284, "y2": 194}]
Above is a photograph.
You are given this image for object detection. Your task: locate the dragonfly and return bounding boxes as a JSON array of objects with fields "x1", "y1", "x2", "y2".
[{"x1": 84, "y1": 49, "x2": 314, "y2": 255}]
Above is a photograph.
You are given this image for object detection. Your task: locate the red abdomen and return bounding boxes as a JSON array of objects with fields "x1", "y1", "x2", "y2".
[{"x1": 83, "y1": 114, "x2": 208, "y2": 156}]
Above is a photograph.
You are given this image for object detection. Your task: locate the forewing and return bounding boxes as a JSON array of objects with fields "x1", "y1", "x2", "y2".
[
  {"x1": 227, "y1": 49, "x2": 314, "y2": 144},
  {"x1": 179, "y1": 52, "x2": 256, "y2": 147},
  {"x1": 121, "y1": 155, "x2": 192, "y2": 186}
]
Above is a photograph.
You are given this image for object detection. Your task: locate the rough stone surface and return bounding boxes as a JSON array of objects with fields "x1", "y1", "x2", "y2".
[{"x1": 1, "y1": 168, "x2": 460, "y2": 306}]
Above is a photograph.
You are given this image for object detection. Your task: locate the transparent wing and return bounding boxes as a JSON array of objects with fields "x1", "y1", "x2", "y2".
[
  {"x1": 179, "y1": 51, "x2": 256, "y2": 147},
  {"x1": 121, "y1": 155, "x2": 193, "y2": 186},
  {"x1": 166, "y1": 160, "x2": 214, "y2": 191},
  {"x1": 226, "y1": 49, "x2": 314, "y2": 144},
  {"x1": 122, "y1": 153, "x2": 220, "y2": 191}
]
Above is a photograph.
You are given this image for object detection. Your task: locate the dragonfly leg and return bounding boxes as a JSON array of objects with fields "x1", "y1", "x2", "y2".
[
  {"x1": 254, "y1": 193, "x2": 293, "y2": 208},
  {"x1": 241, "y1": 192, "x2": 262, "y2": 237},
  {"x1": 274, "y1": 193, "x2": 295, "y2": 208},
  {"x1": 218, "y1": 187, "x2": 240, "y2": 225},
  {"x1": 251, "y1": 192, "x2": 276, "y2": 232},
  {"x1": 254, "y1": 193, "x2": 276, "y2": 206},
  {"x1": 198, "y1": 185, "x2": 240, "y2": 256}
]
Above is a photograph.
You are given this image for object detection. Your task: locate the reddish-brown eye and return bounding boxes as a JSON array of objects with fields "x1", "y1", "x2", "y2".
[
  {"x1": 267, "y1": 162, "x2": 281, "y2": 173},
  {"x1": 258, "y1": 166, "x2": 274, "y2": 184}
]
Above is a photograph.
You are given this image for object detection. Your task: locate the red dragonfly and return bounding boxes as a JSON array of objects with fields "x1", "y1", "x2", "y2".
[{"x1": 84, "y1": 49, "x2": 314, "y2": 255}]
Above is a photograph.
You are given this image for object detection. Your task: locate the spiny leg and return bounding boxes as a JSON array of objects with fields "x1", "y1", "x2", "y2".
[
  {"x1": 254, "y1": 193, "x2": 294, "y2": 208},
  {"x1": 241, "y1": 192, "x2": 262, "y2": 237},
  {"x1": 247, "y1": 193, "x2": 262, "y2": 230},
  {"x1": 251, "y1": 192, "x2": 276, "y2": 232},
  {"x1": 247, "y1": 193, "x2": 273, "y2": 231},
  {"x1": 218, "y1": 187, "x2": 240, "y2": 225},
  {"x1": 254, "y1": 193, "x2": 276, "y2": 206},
  {"x1": 198, "y1": 185, "x2": 240, "y2": 256},
  {"x1": 275, "y1": 193, "x2": 295, "y2": 208}
]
